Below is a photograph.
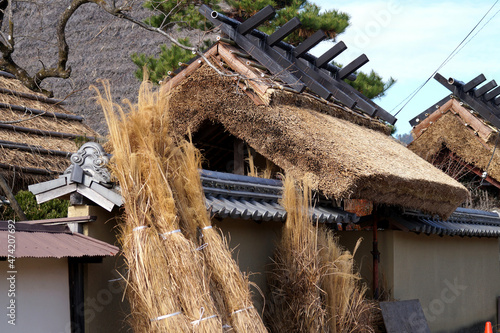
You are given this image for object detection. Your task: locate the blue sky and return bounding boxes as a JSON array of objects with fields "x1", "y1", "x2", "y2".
[{"x1": 311, "y1": 0, "x2": 500, "y2": 134}]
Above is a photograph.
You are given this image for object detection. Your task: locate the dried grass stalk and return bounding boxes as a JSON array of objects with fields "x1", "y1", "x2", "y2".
[
  {"x1": 266, "y1": 175, "x2": 328, "y2": 332},
  {"x1": 267, "y1": 175, "x2": 375, "y2": 333},
  {"x1": 94, "y1": 80, "x2": 222, "y2": 332},
  {"x1": 318, "y1": 229, "x2": 375, "y2": 333},
  {"x1": 167, "y1": 136, "x2": 268, "y2": 332}
]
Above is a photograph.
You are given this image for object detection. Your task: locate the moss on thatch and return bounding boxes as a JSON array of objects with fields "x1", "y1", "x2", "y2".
[{"x1": 166, "y1": 65, "x2": 468, "y2": 218}]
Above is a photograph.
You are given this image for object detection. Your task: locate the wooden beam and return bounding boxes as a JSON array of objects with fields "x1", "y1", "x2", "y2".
[
  {"x1": 450, "y1": 99, "x2": 497, "y2": 143},
  {"x1": 294, "y1": 30, "x2": 326, "y2": 57},
  {"x1": 233, "y1": 138, "x2": 245, "y2": 175},
  {"x1": 267, "y1": 17, "x2": 301, "y2": 46},
  {"x1": 411, "y1": 99, "x2": 454, "y2": 140},
  {"x1": 161, "y1": 45, "x2": 219, "y2": 94},
  {"x1": 217, "y1": 44, "x2": 270, "y2": 98},
  {"x1": 315, "y1": 41, "x2": 346, "y2": 68},
  {"x1": 448, "y1": 152, "x2": 500, "y2": 190},
  {"x1": 338, "y1": 54, "x2": 369, "y2": 80},
  {"x1": 237, "y1": 5, "x2": 275, "y2": 35}
]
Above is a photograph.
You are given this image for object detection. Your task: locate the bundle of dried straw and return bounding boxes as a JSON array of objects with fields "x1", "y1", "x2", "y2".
[
  {"x1": 93, "y1": 79, "x2": 266, "y2": 332},
  {"x1": 266, "y1": 175, "x2": 375, "y2": 333}
]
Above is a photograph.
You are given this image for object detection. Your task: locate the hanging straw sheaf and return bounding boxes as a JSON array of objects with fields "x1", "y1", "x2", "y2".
[
  {"x1": 266, "y1": 175, "x2": 328, "y2": 333},
  {"x1": 266, "y1": 175, "x2": 375, "y2": 333},
  {"x1": 167, "y1": 135, "x2": 268, "y2": 332},
  {"x1": 317, "y1": 228, "x2": 375, "y2": 333},
  {"x1": 93, "y1": 80, "x2": 222, "y2": 332}
]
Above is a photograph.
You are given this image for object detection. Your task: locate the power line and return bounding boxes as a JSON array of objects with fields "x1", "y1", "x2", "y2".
[{"x1": 392, "y1": 0, "x2": 499, "y2": 117}]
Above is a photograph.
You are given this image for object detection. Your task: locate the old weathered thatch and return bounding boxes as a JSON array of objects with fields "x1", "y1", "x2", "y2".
[
  {"x1": 0, "y1": 74, "x2": 99, "y2": 192},
  {"x1": 11, "y1": 0, "x2": 208, "y2": 135},
  {"x1": 163, "y1": 43, "x2": 468, "y2": 218},
  {"x1": 410, "y1": 98, "x2": 500, "y2": 185}
]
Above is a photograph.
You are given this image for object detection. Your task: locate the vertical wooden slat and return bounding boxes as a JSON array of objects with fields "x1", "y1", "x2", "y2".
[{"x1": 233, "y1": 138, "x2": 245, "y2": 175}]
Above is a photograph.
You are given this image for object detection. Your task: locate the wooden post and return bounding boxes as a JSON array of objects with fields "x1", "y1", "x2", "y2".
[
  {"x1": 233, "y1": 138, "x2": 245, "y2": 175},
  {"x1": 68, "y1": 258, "x2": 85, "y2": 333},
  {"x1": 0, "y1": 174, "x2": 27, "y2": 221},
  {"x1": 372, "y1": 214, "x2": 380, "y2": 299}
]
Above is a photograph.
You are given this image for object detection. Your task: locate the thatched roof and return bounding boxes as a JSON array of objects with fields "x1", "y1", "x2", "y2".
[
  {"x1": 409, "y1": 97, "x2": 500, "y2": 185},
  {"x1": 163, "y1": 43, "x2": 468, "y2": 218},
  {"x1": 11, "y1": 0, "x2": 208, "y2": 135},
  {"x1": 0, "y1": 74, "x2": 99, "y2": 192}
]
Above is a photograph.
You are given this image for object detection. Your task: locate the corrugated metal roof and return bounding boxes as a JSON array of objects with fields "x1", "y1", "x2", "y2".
[
  {"x1": 0, "y1": 221, "x2": 119, "y2": 258},
  {"x1": 399, "y1": 207, "x2": 500, "y2": 237},
  {"x1": 201, "y1": 170, "x2": 359, "y2": 226}
]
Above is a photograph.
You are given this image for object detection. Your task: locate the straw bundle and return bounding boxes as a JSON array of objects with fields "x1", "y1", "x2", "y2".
[
  {"x1": 95, "y1": 78, "x2": 268, "y2": 332},
  {"x1": 166, "y1": 135, "x2": 268, "y2": 332},
  {"x1": 318, "y1": 230, "x2": 375, "y2": 333},
  {"x1": 266, "y1": 175, "x2": 328, "y2": 332},
  {"x1": 266, "y1": 175, "x2": 374, "y2": 333},
  {"x1": 95, "y1": 81, "x2": 222, "y2": 332}
]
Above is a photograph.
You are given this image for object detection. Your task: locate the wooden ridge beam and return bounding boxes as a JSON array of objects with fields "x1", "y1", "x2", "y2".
[
  {"x1": 294, "y1": 30, "x2": 326, "y2": 58},
  {"x1": 202, "y1": 5, "x2": 306, "y2": 93},
  {"x1": 338, "y1": 54, "x2": 369, "y2": 80},
  {"x1": 0, "y1": 123, "x2": 97, "y2": 141},
  {"x1": 0, "y1": 87, "x2": 66, "y2": 105},
  {"x1": 0, "y1": 102, "x2": 83, "y2": 121},
  {"x1": 0, "y1": 140, "x2": 72, "y2": 157},
  {"x1": 474, "y1": 80, "x2": 497, "y2": 98},
  {"x1": 315, "y1": 41, "x2": 346, "y2": 69},
  {"x1": 199, "y1": 4, "x2": 397, "y2": 124},
  {"x1": 237, "y1": 5, "x2": 275, "y2": 35},
  {"x1": 435, "y1": 73, "x2": 500, "y2": 128},
  {"x1": 267, "y1": 17, "x2": 301, "y2": 46},
  {"x1": 484, "y1": 86, "x2": 500, "y2": 101},
  {"x1": 462, "y1": 74, "x2": 486, "y2": 93}
]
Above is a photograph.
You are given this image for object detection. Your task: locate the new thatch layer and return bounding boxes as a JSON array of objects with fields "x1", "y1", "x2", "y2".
[
  {"x1": 166, "y1": 66, "x2": 468, "y2": 218},
  {"x1": 410, "y1": 99, "x2": 500, "y2": 183},
  {"x1": 0, "y1": 76, "x2": 99, "y2": 192}
]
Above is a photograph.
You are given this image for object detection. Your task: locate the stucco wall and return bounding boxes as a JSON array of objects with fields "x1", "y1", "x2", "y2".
[
  {"x1": 336, "y1": 230, "x2": 395, "y2": 299},
  {"x1": 392, "y1": 232, "x2": 500, "y2": 333},
  {"x1": 69, "y1": 205, "x2": 130, "y2": 333},
  {"x1": 0, "y1": 258, "x2": 71, "y2": 333},
  {"x1": 339, "y1": 230, "x2": 500, "y2": 333},
  {"x1": 214, "y1": 218, "x2": 283, "y2": 313}
]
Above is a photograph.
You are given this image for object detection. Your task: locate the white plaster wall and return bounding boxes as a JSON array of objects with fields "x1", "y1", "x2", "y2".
[
  {"x1": 214, "y1": 218, "x2": 283, "y2": 313},
  {"x1": 392, "y1": 232, "x2": 500, "y2": 333},
  {"x1": 0, "y1": 258, "x2": 71, "y2": 333}
]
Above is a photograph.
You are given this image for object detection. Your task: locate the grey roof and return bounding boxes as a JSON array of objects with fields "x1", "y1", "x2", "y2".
[
  {"x1": 201, "y1": 170, "x2": 360, "y2": 227},
  {"x1": 29, "y1": 143, "x2": 360, "y2": 226},
  {"x1": 29, "y1": 142, "x2": 123, "y2": 212},
  {"x1": 399, "y1": 207, "x2": 500, "y2": 237}
]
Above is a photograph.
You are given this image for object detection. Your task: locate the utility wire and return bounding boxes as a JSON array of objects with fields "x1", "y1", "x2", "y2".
[{"x1": 392, "y1": 0, "x2": 499, "y2": 117}]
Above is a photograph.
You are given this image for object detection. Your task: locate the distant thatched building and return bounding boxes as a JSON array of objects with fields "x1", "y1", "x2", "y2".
[
  {"x1": 409, "y1": 73, "x2": 500, "y2": 209},
  {"x1": 0, "y1": 71, "x2": 99, "y2": 192}
]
